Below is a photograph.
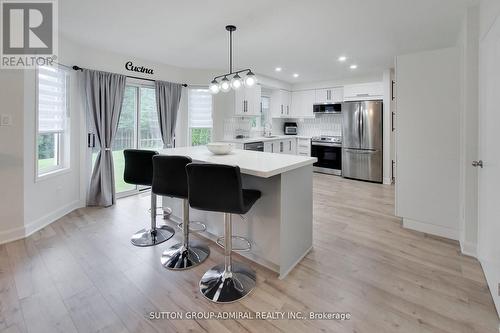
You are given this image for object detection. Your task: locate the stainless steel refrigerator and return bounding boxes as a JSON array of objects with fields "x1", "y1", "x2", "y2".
[{"x1": 342, "y1": 100, "x2": 383, "y2": 183}]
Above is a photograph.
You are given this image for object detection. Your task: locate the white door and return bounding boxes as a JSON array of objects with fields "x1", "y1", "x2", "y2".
[{"x1": 477, "y1": 14, "x2": 500, "y2": 314}]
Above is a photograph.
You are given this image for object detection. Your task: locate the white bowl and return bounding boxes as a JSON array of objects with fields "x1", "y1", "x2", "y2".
[{"x1": 206, "y1": 142, "x2": 233, "y2": 155}]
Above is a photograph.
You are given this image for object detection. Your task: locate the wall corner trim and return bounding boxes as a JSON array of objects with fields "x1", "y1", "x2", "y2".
[{"x1": 460, "y1": 240, "x2": 478, "y2": 257}]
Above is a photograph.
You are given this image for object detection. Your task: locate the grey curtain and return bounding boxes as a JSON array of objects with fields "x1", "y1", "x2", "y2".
[
  {"x1": 83, "y1": 69, "x2": 126, "y2": 207},
  {"x1": 155, "y1": 80, "x2": 183, "y2": 148}
]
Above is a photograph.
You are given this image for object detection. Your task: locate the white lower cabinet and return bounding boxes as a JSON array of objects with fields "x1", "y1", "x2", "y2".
[
  {"x1": 263, "y1": 138, "x2": 297, "y2": 154},
  {"x1": 264, "y1": 141, "x2": 277, "y2": 153}
]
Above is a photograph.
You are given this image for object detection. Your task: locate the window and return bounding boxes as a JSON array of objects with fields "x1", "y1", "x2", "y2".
[
  {"x1": 188, "y1": 88, "x2": 213, "y2": 146},
  {"x1": 37, "y1": 66, "x2": 70, "y2": 177}
]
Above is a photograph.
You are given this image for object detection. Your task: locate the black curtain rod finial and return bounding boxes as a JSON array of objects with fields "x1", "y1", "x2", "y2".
[{"x1": 72, "y1": 65, "x2": 83, "y2": 71}]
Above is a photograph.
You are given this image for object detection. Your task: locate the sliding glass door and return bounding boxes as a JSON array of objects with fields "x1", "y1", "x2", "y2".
[
  {"x1": 112, "y1": 86, "x2": 138, "y2": 195},
  {"x1": 92, "y1": 83, "x2": 163, "y2": 197}
]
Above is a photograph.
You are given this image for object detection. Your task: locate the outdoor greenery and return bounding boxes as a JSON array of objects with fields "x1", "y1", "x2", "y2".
[
  {"x1": 37, "y1": 133, "x2": 56, "y2": 159},
  {"x1": 191, "y1": 128, "x2": 212, "y2": 146}
]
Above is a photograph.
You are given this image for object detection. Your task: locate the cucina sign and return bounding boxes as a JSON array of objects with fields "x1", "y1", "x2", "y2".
[{"x1": 125, "y1": 61, "x2": 154, "y2": 75}]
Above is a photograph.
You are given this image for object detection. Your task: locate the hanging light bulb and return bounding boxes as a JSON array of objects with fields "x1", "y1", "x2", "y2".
[
  {"x1": 220, "y1": 76, "x2": 231, "y2": 92},
  {"x1": 209, "y1": 79, "x2": 220, "y2": 94},
  {"x1": 231, "y1": 73, "x2": 243, "y2": 90},
  {"x1": 244, "y1": 70, "x2": 257, "y2": 87}
]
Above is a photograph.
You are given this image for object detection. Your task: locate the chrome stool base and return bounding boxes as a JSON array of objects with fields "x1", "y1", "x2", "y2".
[
  {"x1": 130, "y1": 225, "x2": 175, "y2": 247},
  {"x1": 161, "y1": 240, "x2": 210, "y2": 270},
  {"x1": 200, "y1": 262, "x2": 256, "y2": 303}
]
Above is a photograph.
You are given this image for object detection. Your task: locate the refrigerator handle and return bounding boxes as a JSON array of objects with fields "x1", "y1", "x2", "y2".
[
  {"x1": 360, "y1": 105, "x2": 363, "y2": 145},
  {"x1": 358, "y1": 103, "x2": 362, "y2": 148}
]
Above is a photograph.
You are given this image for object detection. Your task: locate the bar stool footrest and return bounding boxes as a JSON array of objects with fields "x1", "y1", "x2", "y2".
[
  {"x1": 176, "y1": 221, "x2": 207, "y2": 233},
  {"x1": 216, "y1": 236, "x2": 251, "y2": 252},
  {"x1": 148, "y1": 206, "x2": 172, "y2": 218}
]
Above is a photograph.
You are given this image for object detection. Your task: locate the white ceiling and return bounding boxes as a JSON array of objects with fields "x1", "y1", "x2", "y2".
[{"x1": 59, "y1": 0, "x2": 475, "y2": 83}]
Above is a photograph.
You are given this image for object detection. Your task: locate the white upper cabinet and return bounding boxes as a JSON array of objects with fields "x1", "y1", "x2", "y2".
[
  {"x1": 235, "y1": 85, "x2": 262, "y2": 116},
  {"x1": 271, "y1": 89, "x2": 291, "y2": 118},
  {"x1": 343, "y1": 82, "x2": 383, "y2": 101},
  {"x1": 315, "y1": 87, "x2": 343, "y2": 104},
  {"x1": 291, "y1": 90, "x2": 315, "y2": 118}
]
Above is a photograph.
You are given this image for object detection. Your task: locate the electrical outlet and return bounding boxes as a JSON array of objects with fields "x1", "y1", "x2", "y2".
[{"x1": 0, "y1": 114, "x2": 12, "y2": 126}]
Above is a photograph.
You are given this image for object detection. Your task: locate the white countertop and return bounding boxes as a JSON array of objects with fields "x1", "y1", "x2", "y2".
[
  {"x1": 222, "y1": 135, "x2": 312, "y2": 144},
  {"x1": 159, "y1": 146, "x2": 317, "y2": 178}
]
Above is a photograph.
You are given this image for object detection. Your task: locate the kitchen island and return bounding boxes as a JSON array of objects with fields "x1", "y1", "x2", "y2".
[{"x1": 159, "y1": 146, "x2": 316, "y2": 278}]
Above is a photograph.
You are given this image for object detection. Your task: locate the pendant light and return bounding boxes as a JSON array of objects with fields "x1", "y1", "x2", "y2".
[{"x1": 209, "y1": 25, "x2": 257, "y2": 94}]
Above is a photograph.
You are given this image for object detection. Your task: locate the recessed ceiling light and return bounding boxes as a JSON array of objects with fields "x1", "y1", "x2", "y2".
[
  {"x1": 275, "y1": 67, "x2": 282, "y2": 72},
  {"x1": 338, "y1": 56, "x2": 347, "y2": 62},
  {"x1": 293, "y1": 73, "x2": 299, "y2": 78},
  {"x1": 350, "y1": 65, "x2": 358, "y2": 69}
]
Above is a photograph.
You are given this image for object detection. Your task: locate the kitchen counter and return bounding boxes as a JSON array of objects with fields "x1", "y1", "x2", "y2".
[
  {"x1": 222, "y1": 135, "x2": 312, "y2": 144},
  {"x1": 160, "y1": 145, "x2": 315, "y2": 278},
  {"x1": 159, "y1": 146, "x2": 316, "y2": 178}
]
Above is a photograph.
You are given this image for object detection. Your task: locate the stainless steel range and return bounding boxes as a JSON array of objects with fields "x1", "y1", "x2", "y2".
[{"x1": 311, "y1": 136, "x2": 342, "y2": 176}]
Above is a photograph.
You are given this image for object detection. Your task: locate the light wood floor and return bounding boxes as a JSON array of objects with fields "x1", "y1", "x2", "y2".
[{"x1": 1, "y1": 174, "x2": 498, "y2": 333}]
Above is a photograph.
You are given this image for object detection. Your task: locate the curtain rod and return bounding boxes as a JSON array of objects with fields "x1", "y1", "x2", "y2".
[{"x1": 71, "y1": 65, "x2": 188, "y2": 87}]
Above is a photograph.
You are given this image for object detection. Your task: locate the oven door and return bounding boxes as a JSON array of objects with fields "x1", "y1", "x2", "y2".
[{"x1": 311, "y1": 143, "x2": 342, "y2": 175}]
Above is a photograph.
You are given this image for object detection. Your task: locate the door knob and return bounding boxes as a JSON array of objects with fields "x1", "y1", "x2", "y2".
[{"x1": 472, "y1": 160, "x2": 483, "y2": 168}]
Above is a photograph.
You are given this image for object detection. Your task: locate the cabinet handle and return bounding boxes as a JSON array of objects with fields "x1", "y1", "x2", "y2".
[
  {"x1": 280, "y1": 142, "x2": 283, "y2": 152},
  {"x1": 391, "y1": 112, "x2": 395, "y2": 131},
  {"x1": 281, "y1": 104, "x2": 283, "y2": 114},
  {"x1": 391, "y1": 80, "x2": 395, "y2": 101},
  {"x1": 289, "y1": 141, "x2": 291, "y2": 150},
  {"x1": 287, "y1": 105, "x2": 289, "y2": 114},
  {"x1": 245, "y1": 100, "x2": 248, "y2": 112}
]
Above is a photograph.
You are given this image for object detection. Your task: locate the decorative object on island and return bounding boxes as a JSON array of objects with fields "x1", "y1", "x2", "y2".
[
  {"x1": 206, "y1": 142, "x2": 234, "y2": 155},
  {"x1": 209, "y1": 25, "x2": 257, "y2": 94}
]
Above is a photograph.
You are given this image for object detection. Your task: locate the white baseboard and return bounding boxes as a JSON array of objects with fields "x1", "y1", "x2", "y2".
[
  {"x1": 0, "y1": 200, "x2": 83, "y2": 245},
  {"x1": 0, "y1": 225, "x2": 26, "y2": 245},
  {"x1": 460, "y1": 240, "x2": 477, "y2": 257},
  {"x1": 402, "y1": 218, "x2": 459, "y2": 240},
  {"x1": 479, "y1": 257, "x2": 500, "y2": 319}
]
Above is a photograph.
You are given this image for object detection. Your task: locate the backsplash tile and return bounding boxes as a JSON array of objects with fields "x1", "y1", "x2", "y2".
[
  {"x1": 272, "y1": 114, "x2": 343, "y2": 137},
  {"x1": 224, "y1": 114, "x2": 343, "y2": 139}
]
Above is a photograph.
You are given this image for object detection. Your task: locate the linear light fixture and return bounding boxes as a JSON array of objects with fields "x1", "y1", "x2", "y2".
[{"x1": 209, "y1": 25, "x2": 257, "y2": 94}]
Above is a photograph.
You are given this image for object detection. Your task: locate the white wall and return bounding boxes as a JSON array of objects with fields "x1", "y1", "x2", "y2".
[
  {"x1": 0, "y1": 71, "x2": 25, "y2": 242},
  {"x1": 22, "y1": 67, "x2": 84, "y2": 238},
  {"x1": 457, "y1": 6, "x2": 479, "y2": 257},
  {"x1": 395, "y1": 47, "x2": 461, "y2": 240},
  {"x1": 478, "y1": 0, "x2": 500, "y2": 317}
]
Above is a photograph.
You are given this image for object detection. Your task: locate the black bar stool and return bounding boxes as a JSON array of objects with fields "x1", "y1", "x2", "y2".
[
  {"x1": 123, "y1": 149, "x2": 175, "y2": 247},
  {"x1": 153, "y1": 155, "x2": 210, "y2": 270},
  {"x1": 186, "y1": 163, "x2": 261, "y2": 303}
]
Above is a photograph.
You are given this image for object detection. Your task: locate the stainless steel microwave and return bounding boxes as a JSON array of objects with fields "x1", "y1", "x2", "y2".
[{"x1": 313, "y1": 103, "x2": 342, "y2": 114}]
